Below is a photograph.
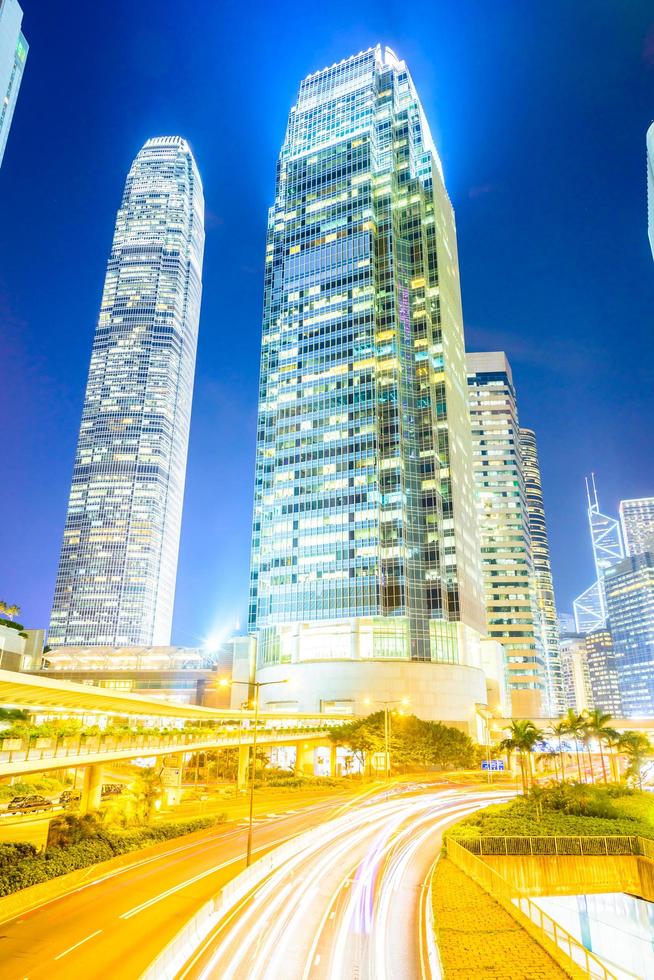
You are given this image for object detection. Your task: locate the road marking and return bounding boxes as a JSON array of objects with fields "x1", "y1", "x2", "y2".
[
  {"x1": 53, "y1": 929, "x2": 102, "y2": 960},
  {"x1": 314, "y1": 954, "x2": 321, "y2": 966},
  {"x1": 119, "y1": 861, "x2": 237, "y2": 918},
  {"x1": 119, "y1": 828, "x2": 302, "y2": 920}
]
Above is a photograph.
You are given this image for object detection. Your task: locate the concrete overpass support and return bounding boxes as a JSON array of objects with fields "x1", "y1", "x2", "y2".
[
  {"x1": 237, "y1": 744, "x2": 250, "y2": 792},
  {"x1": 162, "y1": 753, "x2": 184, "y2": 807},
  {"x1": 295, "y1": 742, "x2": 316, "y2": 776},
  {"x1": 80, "y1": 764, "x2": 104, "y2": 815}
]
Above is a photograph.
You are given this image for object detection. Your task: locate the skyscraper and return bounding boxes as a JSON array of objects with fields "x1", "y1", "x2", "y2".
[
  {"x1": 584, "y1": 628, "x2": 622, "y2": 716},
  {"x1": 573, "y1": 475, "x2": 624, "y2": 633},
  {"x1": 619, "y1": 497, "x2": 654, "y2": 557},
  {"x1": 605, "y1": 551, "x2": 654, "y2": 717},
  {"x1": 519, "y1": 428, "x2": 563, "y2": 714},
  {"x1": 247, "y1": 47, "x2": 494, "y2": 727},
  {"x1": 0, "y1": 0, "x2": 28, "y2": 168},
  {"x1": 648, "y1": 123, "x2": 654, "y2": 260},
  {"x1": 49, "y1": 137, "x2": 204, "y2": 648},
  {"x1": 466, "y1": 352, "x2": 545, "y2": 716}
]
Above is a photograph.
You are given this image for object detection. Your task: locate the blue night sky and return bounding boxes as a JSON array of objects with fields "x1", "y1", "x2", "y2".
[{"x1": 1, "y1": 1, "x2": 652, "y2": 645}]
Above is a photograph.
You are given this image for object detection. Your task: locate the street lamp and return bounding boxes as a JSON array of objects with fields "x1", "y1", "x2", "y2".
[
  {"x1": 372, "y1": 698, "x2": 410, "y2": 779},
  {"x1": 220, "y1": 677, "x2": 287, "y2": 865}
]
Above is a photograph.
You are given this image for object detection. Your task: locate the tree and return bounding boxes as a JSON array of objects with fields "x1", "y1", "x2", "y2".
[
  {"x1": 499, "y1": 720, "x2": 543, "y2": 793},
  {"x1": 617, "y1": 731, "x2": 653, "y2": 789},
  {"x1": 561, "y1": 709, "x2": 585, "y2": 782},
  {"x1": 585, "y1": 709, "x2": 618, "y2": 784},
  {"x1": 549, "y1": 721, "x2": 569, "y2": 783},
  {"x1": 3, "y1": 604, "x2": 20, "y2": 621},
  {"x1": 329, "y1": 712, "x2": 475, "y2": 774}
]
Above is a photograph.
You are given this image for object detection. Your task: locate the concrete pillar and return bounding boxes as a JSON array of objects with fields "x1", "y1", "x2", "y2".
[
  {"x1": 80, "y1": 764, "x2": 103, "y2": 815},
  {"x1": 237, "y1": 743, "x2": 250, "y2": 791},
  {"x1": 330, "y1": 743, "x2": 338, "y2": 777},
  {"x1": 162, "y1": 753, "x2": 184, "y2": 807},
  {"x1": 295, "y1": 742, "x2": 315, "y2": 776}
]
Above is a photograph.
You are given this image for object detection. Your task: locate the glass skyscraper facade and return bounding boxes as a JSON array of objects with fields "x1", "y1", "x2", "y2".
[
  {"x1": 605, "y1": 552, "x2": 654, "y2": 717},
  {"x1": 249, "y1": 47, "x2": 486, "y2": 687},
  {"x1": 49, "y1": 137, "x2": 204, "y2": 648},
  {"x1": 0, "y1": 0, "x2": 27, "y2": 168},
  {"x1": 620, "y1": 497, "x2": 654, "y2": 558},
  {"x1": 584, "y1": 628, "x2": 622, "y2": 715},
  {"x1": 574, "y1": 476, "x2": 624, "y2": 634},
  {"x1": 519, "y1": 428, "x2": 563, "y2": 715},
  {"x1": 466, "y1": 352, "x2": 545, "y2": 716}
]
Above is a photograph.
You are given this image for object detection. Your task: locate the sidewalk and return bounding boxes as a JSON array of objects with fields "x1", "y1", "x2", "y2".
[{"x1": 431, "y1": 856, "x2": 569, "y2": 979}]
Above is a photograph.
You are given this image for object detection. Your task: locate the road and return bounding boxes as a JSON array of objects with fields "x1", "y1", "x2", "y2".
[
  {"x1": 180, "y1": 786, "x2": 506, "y2": 980},
  {"x1": 0, "y1": 788, "x2": 378, "y2": 980}
]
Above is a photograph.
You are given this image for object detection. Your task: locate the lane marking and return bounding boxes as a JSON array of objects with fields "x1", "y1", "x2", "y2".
[
  {"x1": 53, "y1": 929, "x2": 102, "y2": 960},
  {"x1": 120, "y1": 859, "x2": 239, "y2": 919},
  {"x1": 119, "y1": 828, "x2": 302, "y2": 919}
]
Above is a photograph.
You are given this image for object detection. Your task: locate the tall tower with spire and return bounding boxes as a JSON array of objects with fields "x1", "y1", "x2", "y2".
[
  {"x1": 573, "y1": 475, "x2": 624, "y2": 633},
  {"x1": 49, "y1": 137, "x2": 204, "y2": 647}
]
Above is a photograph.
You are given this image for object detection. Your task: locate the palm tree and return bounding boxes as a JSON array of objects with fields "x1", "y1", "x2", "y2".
[
  {"x1": 585, "y1": 709, "x2": 618, "y2": 783},
  {"x1": 549, "y1": 721, "x2": 569, "y2": 783},
  {"x1": 561, "y1": 709, "x2": 585, "y2": 782},
  {"x1": 500, "y1": 720, "x2": 543, "y2": 794},
  {"x1": 4, "y1": 604, "x2": 20, "y2": 621},
  {"x1": 618, "y1": 731, "x2": 653, "y2": 790}
]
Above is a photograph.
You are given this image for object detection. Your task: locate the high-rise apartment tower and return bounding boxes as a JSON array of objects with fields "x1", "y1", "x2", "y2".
[
  {"x1": 247, "y1": 47, "x2": 496, "y2": 728},
  {"x1": 49, "y1": 137, "x2": 204, "y2": 647},
  {"x1": 519, "y1": 428, "x2": 563, "y2": 714},
  {"x1": 466, "y1": 352, "x2": 545, "y2": 716},
  {"x1": 0, "y1": 0, "x2": 28, "y2": 167}
]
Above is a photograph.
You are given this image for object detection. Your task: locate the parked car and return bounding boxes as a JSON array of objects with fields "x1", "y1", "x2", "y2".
[
  {"x1": 59, "y1": 790, "x2": 81, "y2": 807},
  {"x1": 101, "y1": 783, "x2": 123, "y2": 798},
  {"x1": 7, "y1": 795, "x2": 54, "y2": 813}
]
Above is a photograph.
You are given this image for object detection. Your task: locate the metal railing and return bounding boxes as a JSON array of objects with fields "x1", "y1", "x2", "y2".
[
  {"x1": 0, "y1": 725, "x2": 332, "y2": 767},
  {"x1": 456, "y1": 834, "x2": 642, "y2": 857},
  {"x1": 446, "y1": 836, "x2": 617, "y2": 979}
]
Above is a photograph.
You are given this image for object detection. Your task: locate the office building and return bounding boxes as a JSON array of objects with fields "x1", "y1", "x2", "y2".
[
  {"x1": 49, "y1": 137, "x2": 204, "y2": 648},
  {"x1": 620, "y1": 497, "x2": 654, "y2": 557},
  {"x1": 573, "y1": 475, "x2": 624, "y2": 633},
  {"x1": 519, "y1": 427, "x2": 563, "y2": 714},
  {"x1": 467, "y1": 352, "x2": 545, "y2": 716},
  {"x1": 247, "y1": 47, "x2": 494, "y2": 732},
  {"x1": 0, "y1": 0, "x2": 27, "y2": 167},
  {"x1": 605, "y1": 552, "x2": 654, "y2": 717},
  {"x1": 559, "y1": 631, "x2": 594, "y2": 714},
  {"x1": 584, "y1": 628, "x2": 622, "y2": 716}
]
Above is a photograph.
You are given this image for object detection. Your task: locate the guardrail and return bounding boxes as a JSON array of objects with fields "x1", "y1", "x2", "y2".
[
  {"x1": 455, "y1": 834, "x2": 654, "y2": 858},
  {"x1": 446, "y1": 836, "x2": 617, "y2": 980}
]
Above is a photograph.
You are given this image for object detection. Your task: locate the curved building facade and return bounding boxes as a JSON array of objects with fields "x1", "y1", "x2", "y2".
[{"x1": 49, "y1": 137, "x2": 204, "y2": 647}]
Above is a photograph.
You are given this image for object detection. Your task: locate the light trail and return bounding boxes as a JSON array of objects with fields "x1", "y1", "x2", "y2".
[{"x1": 183, "y1": 788, "x2": 507, "y2": 980}]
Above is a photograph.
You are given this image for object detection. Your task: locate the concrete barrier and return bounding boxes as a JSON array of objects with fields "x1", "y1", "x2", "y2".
[{"x1": 140, "y1": 824, "x2": 340, "y2": 980}]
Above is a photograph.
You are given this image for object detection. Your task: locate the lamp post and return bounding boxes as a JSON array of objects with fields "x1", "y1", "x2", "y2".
[
  {"x1": 369, "y1": 698, "x2": 409, "y2": 779},
  {"x1": 221, "y1": 677, "x2": 287, "y2": 866}
]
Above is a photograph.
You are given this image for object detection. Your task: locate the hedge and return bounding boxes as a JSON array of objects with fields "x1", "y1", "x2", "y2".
[{"x1": 0, "y1": 816, "x2": 223, "y2": 897}]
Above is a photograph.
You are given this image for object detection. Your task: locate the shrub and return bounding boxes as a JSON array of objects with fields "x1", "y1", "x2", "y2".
[
  {"x1": 0, "y1": 815, "x2": 224, "y2": 897},
  {"x1": 446, "y1": 784, "x2": 654, "y2": 842}
]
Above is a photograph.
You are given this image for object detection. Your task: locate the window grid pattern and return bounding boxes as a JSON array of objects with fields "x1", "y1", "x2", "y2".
[
  {"x1": 249, "y1": 46, "x2": 484, "y2": 667},
  {"x1": 49, "y1": 137, "x2": 204, "y2": 647},
  {"x1": 466, "y1": 355, "x2": 545, "y2": 711}
]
